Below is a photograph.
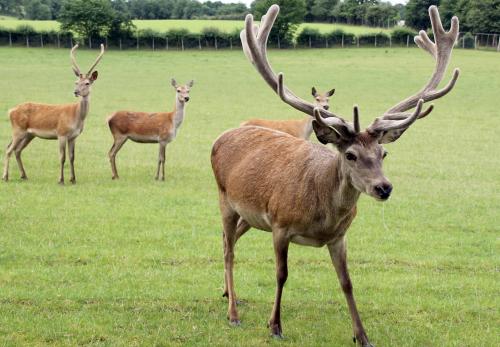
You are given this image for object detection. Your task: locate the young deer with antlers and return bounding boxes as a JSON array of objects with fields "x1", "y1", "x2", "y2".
[
  {"x1": 211, "y1": 5, "x2": 459, "y2": 346},
  {"x1": 241, "y1": 87, "x2": 335, "y2": 139},
  {"x1": 107, "y1": 79, "x2": 194, "y2": 180},
  {"x1": 2, "y1": 44, "x2": 104, "y2": 184}
]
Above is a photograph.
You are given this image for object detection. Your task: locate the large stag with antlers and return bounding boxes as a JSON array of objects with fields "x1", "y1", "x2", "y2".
[
  {"x1": 2, "y1": 44, "x2": 105, "y2": 184},
  {"x1": 107, "y1": 79, "x2": 193, "y2": 181},
  {"x1": 211, "y1": 5, "x2": 459, "y2": 346},
  {"x1": 241, "y1": 86, "x2": 335, "y2": 139}
]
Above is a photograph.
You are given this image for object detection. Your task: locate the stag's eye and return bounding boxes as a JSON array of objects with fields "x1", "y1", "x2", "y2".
[
  {"x1": 383, "y1": 151, "x2": 388, "y2": 159},
  {"x1": 345, "y1": 152, "x2": 357, "y2": 161}
]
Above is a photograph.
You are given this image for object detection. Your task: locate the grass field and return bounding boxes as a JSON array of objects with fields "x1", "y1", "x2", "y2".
[
  {"x1": 0, "y1": 47, "x2": 499, "y2": 346},
  {"x1": 0, "y1": 17, "x2": 391, "y2": 35}
]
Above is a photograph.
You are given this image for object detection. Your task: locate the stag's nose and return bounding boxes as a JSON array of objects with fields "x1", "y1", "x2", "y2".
[
  {"x1": 184, "y1": 96, "x2": 190, "y2": 102},
  {"x1": 374, "y1": 183, "x2": 393, "y2": 200},
  {"x1": 323, "y1": 105, "x2": 329, "y2": 110},
  {"x1": 74, "y1": 91, "x2": 79, "y2": 97}
]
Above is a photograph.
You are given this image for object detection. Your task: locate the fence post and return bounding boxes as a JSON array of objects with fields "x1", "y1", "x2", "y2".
[
  {"x1": 105, "y1": 37, "x2": 108, "y2": 49},
  {"x1": 166, "y1": 37, "x2": 169, "y2": 50},
  {"x1": 26, "y1": 35, "x2": 29, "y2": 48},
  {"x1": 230, "y1": 37, "x2": 233, "y2": 50},
  {"x1": 88, "y1": 37, "x2": 92, "y2": 49},
  {"x1": 181, "y1": 37, "x2": 184, "y2": 51},
  {"x1": 198, "y1": 37, "x2": 201, "y2": 50},
  {"x1": 357, "y1": 36, "x2": 359, "y2": 48},
  {"x1": 119, "y1": 38, "x2": 122, "y2": 50},
  {"x1": 374, "y1": 35, "x2": 377, "y2": 47},
  {"x1": 215, "y1": 37, "x2": 218, "y2": 50},
  {"x1": 277, "y1": 35, "x2": 280, "y2": 49},
  {"x1": 389, "y1": 36, "x2": 392, "y2": 48},
  {"x1": 406, "y1": 35, "x2": 409, "y2": 48},
  {"x1": 341, "y1": 34, "x2": 344, "y2": 48},
  {"x1": 9, "y1": 32, "x2": 12, "y2": 46},
  {"x1": 474, "y1": 35, "x2": 477, "y2": 49},
  {"x1": 152, "y1": 37, "x2": 155, "y2": 51},
  {"x1": 70, "y1": 37, "x2": 73, "y2": 47},
  {"x1": 497, "y1": 35, "x2": 500, "y2": 52},
  {"x1": 462, "y1": 34, "x2": 465, "y2": 48},
  {"x1": 40, "y1": 34, "x2": 43, "y2": 48},
  {"x1": 326, "y1": 37, "x2": 328, "y2": 48},
  {"x1": 57, "y1": 33, "x2": 60, "y2": 48}
]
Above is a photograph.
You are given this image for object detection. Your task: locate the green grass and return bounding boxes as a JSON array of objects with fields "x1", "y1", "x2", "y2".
[
  {"x1": 0, "y1": 18, "x2": 391, "y2": 35},
  {"x1": 0, "y1": 47, "x2": 499, "y2": 347}
]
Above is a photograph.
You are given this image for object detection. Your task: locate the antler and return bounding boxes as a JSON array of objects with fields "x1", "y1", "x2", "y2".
[
  {"x1": 70, "y1": 44, "x2": 81, "y2": 76},
  {"x1": 87, "y1": 44, "x2": 105, "y2": 75},
  {"x1": 240, "y1": 5, "x2": 356, "y2": 137},
  {"x1": 367, "y1": 6, "x2": 459, "y2": 137}
]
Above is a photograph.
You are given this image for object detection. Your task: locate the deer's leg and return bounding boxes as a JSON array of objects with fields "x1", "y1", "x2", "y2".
[
  {"x1": 223, "y1": 218, "x2": 251, "y2": 298},
  {"x1": 14, "y1": 133, "x2": 34, "y2": 180},
  {"x1": 58, "y1": 136, "x2": 67, "y2": 185},
  {"x1": 156, "y1": 141, "x2": 167, "y2": 181},
  {"x1": 68, "y1": 138, "x2": 76, "y2": 184},
  {"x1": 109, "y1": 135, "x2": 127, "y2": 180},
  {"x1": 219, "y1": 193, "x2": 240, "y2": 325},
  {"x1": 3, "y1": 133, "x2": 25, "y2": 181},
  {"x1": 268, "y1": 229, "x2": 289, "y2": 338},
  {"x1": 327, "y1": 238, "x2": 372, "y2": 347}
]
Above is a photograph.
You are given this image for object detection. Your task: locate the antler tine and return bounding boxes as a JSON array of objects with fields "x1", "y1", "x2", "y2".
[
  {"x1": 382, "y1": 104, "x2": 434, "y2": 121},
  {"x1": 87, "y1": 44, "x2": 105, "y2": 75},
  {"x1": 385, "y1": 5, "x2": 459, "y2": 115},
  {"x1": 241, "y1": 5, "x2": 354, "y2": 135},
  {"x1": 70, "y1": 44, "x2": 81, "y2": 75},
  {"x1": 371, "y1": 99, "x2": 424, "y2": 133},
  {"x1": 353, "y1": 106, "x2": 360, "y2": 133}
]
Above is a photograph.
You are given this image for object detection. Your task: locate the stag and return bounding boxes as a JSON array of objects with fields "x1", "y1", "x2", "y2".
[
  {"x1": 107, "y1": 79, "x2": 194, "y2": 180},
  {"x1": 2, "y1": 44, "x2": 105, "y2": 184},
  {"x1": 241, "y1": 87, "x2": 335, "y2": 139},
  {"x1": 211, "y1": 5, "x2": 459, "y2": 346}
]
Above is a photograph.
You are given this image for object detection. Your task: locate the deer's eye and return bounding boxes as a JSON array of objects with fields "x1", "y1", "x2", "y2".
[
  {"x1": 345, "y1": 152, "x2": 357, "y2": 161},
  {"x1": 383, "y1": 151, "x2": 388, "y2": 159}
]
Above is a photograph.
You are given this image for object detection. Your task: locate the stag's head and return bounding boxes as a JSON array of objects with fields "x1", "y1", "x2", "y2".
[
  {"x1": 241, "y1": 4, "x2": 459, "y2": 202},
  {"x1": 312, "y1": 87, "x2": 335, "y2": 111},
  {"x1": 171, "y1": 79, "x2": 194, "y2": 103},
  {"x1": 70, "y1": 44, "x2": 104, "y2": 98}
]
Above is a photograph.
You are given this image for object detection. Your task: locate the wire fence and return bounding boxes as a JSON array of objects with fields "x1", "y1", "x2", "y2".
[{"x1": 0, "y1": 29, "x2": 498, "y2": 52}]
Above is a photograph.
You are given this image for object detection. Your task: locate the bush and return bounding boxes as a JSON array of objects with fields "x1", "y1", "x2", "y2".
[
  {"x1": 357, "y1": 32, "x2": 390, "y2": 46},
  {"x1": 391, "y1": 27, "x2": 418, "y2": 46},
  {"x1": 325, "y1": 30, "x2": 355, "y2": 47},
  {"x1": 296, "y1": 27, "x2": 325, "y2": 48}
]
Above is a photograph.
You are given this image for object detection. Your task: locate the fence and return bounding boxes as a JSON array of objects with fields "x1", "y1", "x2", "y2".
[{"x1": 0, "y1": 26, "x2": 498, "y2": 52}]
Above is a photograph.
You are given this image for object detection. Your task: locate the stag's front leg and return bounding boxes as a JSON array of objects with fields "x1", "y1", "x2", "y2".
[
  {"x1": 327, "y1": 238, "x2": 373, "y2": 347},
  {"x1": 268, "y1": 230, "x2": 289, "y2": 338},
  {"x1": 68, "y1": 139, "x2": 76, "y2": 184},
  {"x1": 58, "y1": 136, "x2": 67, "y2": 185}
]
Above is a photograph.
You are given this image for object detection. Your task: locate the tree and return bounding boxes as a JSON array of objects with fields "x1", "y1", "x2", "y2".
[
  {"x1": 25, "y1": 0, "x2": 52, "y2": 20},
  {"x1": 58, "y1": 0, "x2": 132, "y2": 46},
  {"x1": 405, "y1": 0, "x2": 440, "y2": 30},
  {"x1": 251, "y1": 0, "x2": 306, "y2": 46},
  {"x1": 311, "y1": 0, "x2": 338, "y2": 22},
  {"x1": 466, "y1": 0, "x2": 500, "y2": 33}
]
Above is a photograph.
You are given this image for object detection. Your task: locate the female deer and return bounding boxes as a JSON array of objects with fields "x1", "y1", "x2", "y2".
[{"x1": 107, "y1": 79, "x2": 194, "y2": 180}]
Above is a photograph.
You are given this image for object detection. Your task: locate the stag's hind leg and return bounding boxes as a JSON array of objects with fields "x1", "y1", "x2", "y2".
[
  {"x1": 328, "y1": 238, "x2": 373, "y2": 347},
  {"x1": 219, "y1": 192, "x2": 241, "y2": 325},
  {"x1": 223, "y1": 218, "x2": 251, "y2": 298},
  {"x1": 109, "y1": 135, "x2": 127, "y2": 180},
  {"x1": 14, "y1": 133, "x2": 34, "y2": 179},
  {"x1": 3, "y1": 132, "x2": 25, "y2": 181}
]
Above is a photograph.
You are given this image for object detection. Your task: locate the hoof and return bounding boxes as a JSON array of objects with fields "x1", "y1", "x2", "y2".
[
  {"x1": 58, "y1": 180, "x2": 64, "y2": 185},
  {"x1": 222, "y1": 291, "x2": 228, "y2": 298},
  {"x1": 112, "y1": 176, "x2": 118, "y2": 180},
  {"x1": 229, "y1": 319, "x2": 241, "y2": 327},
  {"x1": 271, "y1": 333, "x2": 284, "y2": 339},
  {"x1": 20, "y1": 175, "x2": 27, "y2": 180},
  {"x1": 70, "y1": 179, "x2": 76, "y2": 184},
  {"x1": 2, "y1": 176, "x2": 8, "y2": 182},
  {"x1": 269, "y1": 323, "x2": 283, "y2": 339},
  {"x1": 353, "y1": 336, "x2": 374, "y2": 347}
]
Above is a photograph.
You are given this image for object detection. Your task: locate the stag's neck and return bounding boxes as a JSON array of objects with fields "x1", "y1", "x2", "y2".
[
  {"x1": 322, "y1": 152, "x2": 361, "y2": 213},
  {"x1": 78, "y1": 95, "x2": 90, "y2": 121},
  {"x1": 172, "y1": 98, "x2": 186, "y2": 131}
]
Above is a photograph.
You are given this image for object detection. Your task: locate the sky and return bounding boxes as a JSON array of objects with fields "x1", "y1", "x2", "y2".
[{"x1": 210, "y1": 0, "x2": 408, "y2": 5}]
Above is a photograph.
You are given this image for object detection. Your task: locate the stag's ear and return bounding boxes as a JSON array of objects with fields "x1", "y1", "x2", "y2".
[
  {"x1": 171, "y1": 78, "x2": 177, "y2": 87},
  {"x1": 311, "y1": 87, "x2": 317, "y2": 97},
  {"x1": 187, "y1": 80, "x2": 194, "y2": 88},
  {"x1": 90, "y1": 71, "x2": 98, "y2": 81},
  {"x1": 327, "y1": 88, "x2": 335, "y2": 97},
  {"x1": 312, "y1": 120, "x2": 343, "y2": 145}
]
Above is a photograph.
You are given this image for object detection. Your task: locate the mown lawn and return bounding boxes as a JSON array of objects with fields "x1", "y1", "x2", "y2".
[
  {"x1": 0, "y1": 18, "x2": 391, "y2": 35},
  {"x1": 0, "y1": 47, "x2": 498, "y2": 346}
]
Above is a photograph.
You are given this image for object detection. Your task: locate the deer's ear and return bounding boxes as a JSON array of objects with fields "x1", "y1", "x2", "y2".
[
  {"x1": 327, "y1": 88, "x2": 335, "y2": 97},
  {"x1": 187, "y1": 80, "x2": 194, "y2": 88},
  {"x1": 171, "y1": 78, "x2": 177, "y2": 87},
  {"x1": 311, "y1": 87, "x2": 317, "y2": 97},
  {"x1": 312, "y1": 120, "x2": 343, "y2": 145},
  {"x1": 90, "y1": 71, "x2": 98, "y2": 81}
]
